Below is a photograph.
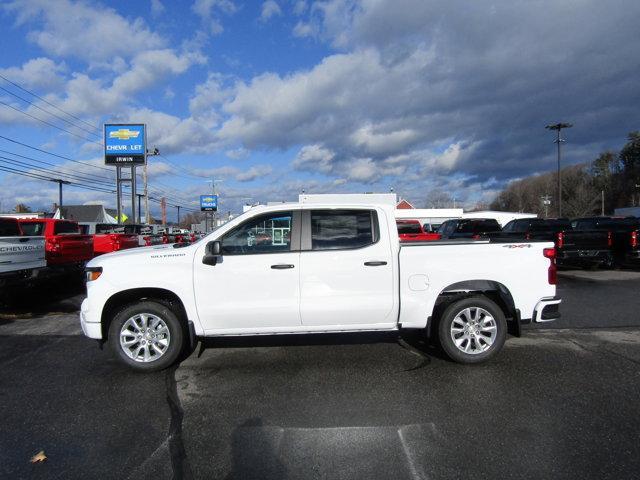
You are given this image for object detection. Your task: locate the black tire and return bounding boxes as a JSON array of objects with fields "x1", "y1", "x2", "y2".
[
  {"x1": 108, "y1": 300, "x2": 185, "y2": 372},
  {"x1": 437, "y1": 296, "x2": 507, "y2": 364}
]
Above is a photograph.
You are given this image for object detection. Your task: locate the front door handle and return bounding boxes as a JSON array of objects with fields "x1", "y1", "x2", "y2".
[
  {"x1": 271, "y1": 264, "x2": 295, "y2": 269},
  {"x1": 364, "y1": 261, "x2": 387, "y2": 266}
]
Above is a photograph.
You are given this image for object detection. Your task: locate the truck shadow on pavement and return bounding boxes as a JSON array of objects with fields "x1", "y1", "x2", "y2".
[{"x1": 190, "y1": 330, "x2": 447, "y2": 368}]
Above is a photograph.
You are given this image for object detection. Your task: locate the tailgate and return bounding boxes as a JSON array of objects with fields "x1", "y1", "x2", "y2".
[
  {"x1": 57, "y1": 234, "x2": 94, "y2": 258},
  {"x1": 0, "y1": 237, "x2": 46, "y2": 273},
  {"x1": 562, "y1": 231, "x2": 609, "y2": 250}
]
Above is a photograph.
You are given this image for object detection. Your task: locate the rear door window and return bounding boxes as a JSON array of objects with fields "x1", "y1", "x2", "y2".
[{"x1": 310, "y1": 210, "x2": 376, "y2": 250}]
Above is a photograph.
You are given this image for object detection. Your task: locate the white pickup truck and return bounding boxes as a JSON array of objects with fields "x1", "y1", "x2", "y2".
[
  {"x1": 80, "y1": 203, "x2": 560, "y2": 371},
  {"x1": 0, "y1": 218, "x2": 46, "y2": 289}
]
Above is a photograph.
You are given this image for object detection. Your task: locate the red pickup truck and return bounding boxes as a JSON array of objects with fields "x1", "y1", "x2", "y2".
[
  {"x1": 79, "y1": 223, "x2": 140, "y2": 256},
  {"x1": 19, "y1": 218, "x2": 93, "y2": 268},
  {"x1": 396, "y1": 219, "x2": 441, "y2": 242}
]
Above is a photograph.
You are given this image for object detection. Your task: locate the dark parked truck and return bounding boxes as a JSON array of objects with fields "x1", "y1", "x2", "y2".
[
  {"x1": 0, "y1": 218, "x2": 45, "y2": 287},
  {"x1": 556, "y1": 217, "x2": 613, "y2": 269},
  {"x1": 19, "y1": 218, "x2": 93, "y2": 270},
  {"x1": 438, "y1": 218, "x2": 502, "y2": 240},
  {"x1": 498, "y1": 218, "x2": 571, "y2": 241},
  {"x1": 593, "y1": 217, "x2": 640, "y2": 266}
]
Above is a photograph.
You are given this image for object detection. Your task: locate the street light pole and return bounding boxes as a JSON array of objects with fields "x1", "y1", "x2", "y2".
[
  {"x1": 545, "y1": 122, "x2": 573, "y2": 217},
  {"x1": 176, "y1": 205, "x2": 181, "y2": 226}
]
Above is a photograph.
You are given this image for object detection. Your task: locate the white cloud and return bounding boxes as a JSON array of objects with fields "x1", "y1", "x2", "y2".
[
  {"x1": 236, "y1": 165, "x2": 272, "y2": 182},
  {"x1": 192, "y1": 0, "x2": 237, "y2": 35},
  {"x1": 293, "y1": 144, "x2": 335, "y2": 173},
  {"x1": 292, "y1": 21, "x2": 315, "y2": 38},
  {"x1": 225, "y1": 147, "x2": 249, "y2": 160},
  {"x1": 260, "y1": 1, "x2": 282, "y2": 22},
  {"x1": 292, "y1": 1, "x2": 307, "y2": 15},
  {"x1": 150, "y1": 0, "x2": 165, "y2": 17},
  {"x1": 4, "y1": 0, "x2": 164, "y2": 64},
  {"x1": 0, "y1": 57, "x2": 67, "y2": 91}
]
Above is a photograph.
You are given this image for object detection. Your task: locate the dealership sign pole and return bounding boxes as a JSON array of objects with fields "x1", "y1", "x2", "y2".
[{"x1": 104, "y1": 124, "x2": 146, "y2": 224}]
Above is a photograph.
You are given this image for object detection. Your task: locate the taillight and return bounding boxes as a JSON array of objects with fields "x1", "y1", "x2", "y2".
[
  {"x1": 162, "y1": 236, "x2": 168, "y2": 244},
  {"x1": 557, "y1": 232, "x2": 564, "y2": 249},
  {"x1": 46, "y1": 238, "x2": 60, "y2": 252},
  {"x1": 607, "y1": 231, "x2": 612, "y2": 248},
  {"x1": 143, "y1": 236, "x2": 151, "y2": 246},
  {"x1": 632, "y1": 231, "x2": 638, "y2": 249},
  {"x1": 525, "y1": 232, "x2": 531, "y2": 240},
  {"x1": 543, "y1": 247, "x2": 557, "y2": 285},
  {"x1": 471, "y1": 234, "x2": 481, "y2": 240}
]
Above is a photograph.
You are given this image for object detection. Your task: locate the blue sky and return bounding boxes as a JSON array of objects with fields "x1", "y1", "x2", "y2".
[{"x1": 1, "y1": 0, "x2": 639, "y2": 218}]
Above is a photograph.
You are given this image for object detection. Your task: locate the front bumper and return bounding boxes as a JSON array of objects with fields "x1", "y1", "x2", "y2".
[
  {"x1": 80, "y1": 298, "x2": 102, "y2": 339},
  {"x1": 532, "y1": 296, "x2": 562, "y2": 323}
]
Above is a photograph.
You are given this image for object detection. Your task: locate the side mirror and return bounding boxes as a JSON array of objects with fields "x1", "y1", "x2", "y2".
[{"x1": 202, "y1": 240, "x2": 222, "y2": 266}]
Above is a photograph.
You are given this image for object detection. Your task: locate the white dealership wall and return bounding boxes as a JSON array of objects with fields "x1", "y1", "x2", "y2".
[{"x1": 394, "y1": 208, "x2": 463, "y2": 226}]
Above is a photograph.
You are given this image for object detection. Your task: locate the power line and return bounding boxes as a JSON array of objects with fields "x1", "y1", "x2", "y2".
[
  {"x1": 0, "y1": 154, "x2": 114, "y2": 187},
  {"x1": 0, "y1": 85, "x2": 102, "y2": 139},
  {"x1": 0, "y1": 73, "x2": 101, "y2": 132},
  {"x1": 0, "y1": 99, "x2": 103, "y2": 146},
  {"x1": 0, "y1": 149, "x2": 114, "y2": 183},
  {"x1": 0, "y1": 135, "x2": 112, "y2": 172}
]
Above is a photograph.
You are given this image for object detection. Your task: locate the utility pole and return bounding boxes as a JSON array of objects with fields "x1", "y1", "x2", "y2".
[
  {"x1": 176, "y1": 205, "x2": 181, "y2": 226},
  {"x1": 545, "y1": 122, "x2": 573, "y2": 217},
  {"x1": 51, "y1": 179, "x2": 70, "y2": 208},
  {"x1": 601, "y1": 190, "x2": 605, "y2": 216},
  {"x1": 136, "y1": 194, "x2": 144, "y2": 223},
  {"x1": 145, "y1": 147, "x2": 159, "y2": 225}
]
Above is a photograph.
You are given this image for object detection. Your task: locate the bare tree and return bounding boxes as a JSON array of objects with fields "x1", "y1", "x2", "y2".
[{"x1": 424, "y1": 189, "x2": 454, "y2": 208}]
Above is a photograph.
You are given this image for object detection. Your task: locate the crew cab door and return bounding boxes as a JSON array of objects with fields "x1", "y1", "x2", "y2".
[
  {"x1": 193, "y1": 210, "x2": 302, "y2": 332},
  {"x1": 299, "y1": 209, "x2": 395, "y2": 327}
]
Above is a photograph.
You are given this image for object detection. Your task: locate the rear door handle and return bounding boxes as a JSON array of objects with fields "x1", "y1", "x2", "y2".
[
  {"x1": 364, "y1": 261, "x2": 387, "y2": 266},
  {"x1": 271, "y1": 264, "x2": 295, "y2": 269}
]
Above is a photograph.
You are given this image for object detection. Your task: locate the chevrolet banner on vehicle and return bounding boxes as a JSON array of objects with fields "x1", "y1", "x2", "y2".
[
  {"x1": 104, "y1": 124, "x2": 146, "y2": 165},
  {"x1": 200, "y1": 195, "x2": 218, "y2": 212}
]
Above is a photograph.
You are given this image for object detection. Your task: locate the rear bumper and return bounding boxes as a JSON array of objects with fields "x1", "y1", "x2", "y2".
[
  {"x1": 558, "y1": 250, "x2": 610, "y2": 263},
  {"x1": 80, "y1": 298, "x2": 102, "y2": 339},
  {"x1": 532, "y1": 296, "x2": 562, "y2": 323}
]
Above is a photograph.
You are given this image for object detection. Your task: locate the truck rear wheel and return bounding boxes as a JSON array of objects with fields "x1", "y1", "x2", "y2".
[
  {"x1": 437, "y1": 296, "x2": 506, "y2": 364},
  {"x1": 108, "y1": 300, "x2": 184, "y2": 372}
]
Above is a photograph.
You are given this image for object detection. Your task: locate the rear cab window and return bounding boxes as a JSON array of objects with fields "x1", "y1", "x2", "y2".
[
  {"x1": 397, "y1": 222, "x2": 421, "y2": 234},
  {"x1": 54, "y1": 221, "x2": 80, "y2": 235},
  {"x1": 18, "y1": 221, "x2": 44, "y2": 236}
]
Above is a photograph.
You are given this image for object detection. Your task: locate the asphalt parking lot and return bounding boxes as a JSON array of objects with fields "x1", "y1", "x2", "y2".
[{"x1": 1, "y1": 271, "x2": 640, "y2": 479}]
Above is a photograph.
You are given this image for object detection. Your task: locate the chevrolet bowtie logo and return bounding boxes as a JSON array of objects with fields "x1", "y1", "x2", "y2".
[{"x1": 109, "y1": 129, "x2": 140, "y2": 141}]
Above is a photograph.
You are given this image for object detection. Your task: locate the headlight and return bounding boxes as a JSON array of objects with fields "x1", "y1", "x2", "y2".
[{"x1": 86, "y1": 266, "x2": 103, "y2": 282}]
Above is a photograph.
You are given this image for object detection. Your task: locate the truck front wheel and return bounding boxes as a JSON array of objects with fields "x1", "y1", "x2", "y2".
[
  {"x1": 108, "y1": 301, "x2": 184, "y2": 372},
  {"x1": 437, "y1": 296, "x2": 507, "y2": 364}
]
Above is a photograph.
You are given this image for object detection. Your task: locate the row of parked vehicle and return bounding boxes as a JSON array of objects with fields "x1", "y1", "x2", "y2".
[
  {"x1": 0, "y1": 217, "x2": 199, "y2": 290},
  {"x1": 395, "y1": 216, "x2": 640, "y2": 269}
]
